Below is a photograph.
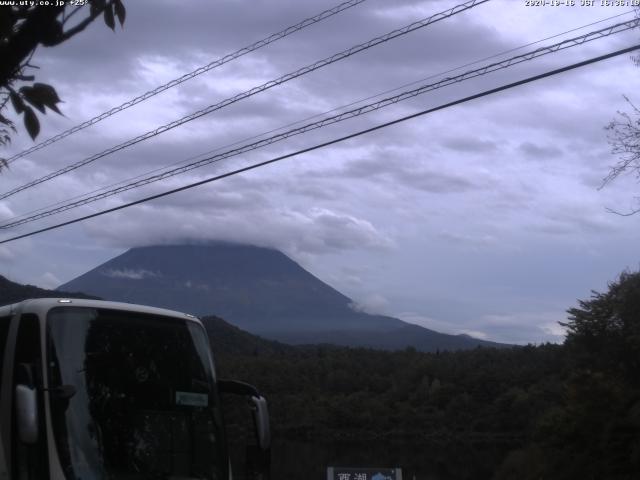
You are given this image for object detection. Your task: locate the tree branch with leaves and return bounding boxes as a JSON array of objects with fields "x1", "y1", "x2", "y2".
[
  {"x1": 603, "y1": 96, "x2": 640, "y2": 216},
  {"x1": 600, "y1": 8, "x2": 640, "y2": 215},
  {"x1": 0, "y1": 0, "x2": 126, "y2": 169}
]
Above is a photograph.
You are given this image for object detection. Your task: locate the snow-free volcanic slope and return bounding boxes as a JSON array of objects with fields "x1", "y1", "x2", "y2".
[{"x1": 58, "y1": 243, "x2": 507, "y2": 351}]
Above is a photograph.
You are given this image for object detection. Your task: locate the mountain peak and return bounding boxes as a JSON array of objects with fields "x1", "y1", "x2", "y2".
[
  {"x1": 58, "y1": 243, "x2": 507, "y2": 352},
  {"x1": 59, "y1": 243, "x2": 357, "y2": 326}
]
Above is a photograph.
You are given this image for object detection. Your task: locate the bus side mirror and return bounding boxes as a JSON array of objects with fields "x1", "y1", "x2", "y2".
[
  {"x1": 15, "y1": 384, "x2": 39, "y2": 444},
  {"x1": 250, "y1": 395, "x2": 270, "y2": 451},
  {"x1": 219, "y1": 379, "x2": 271, "y2": 479},
  {"x1": 246, "y1": 397, "x2": 271, "y2": 480},
  {"x1": 218, "y1": 379, "x2": 271, "y2": 451}
]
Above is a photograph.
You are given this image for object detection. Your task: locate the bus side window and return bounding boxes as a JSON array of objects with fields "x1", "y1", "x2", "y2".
[
  {"x1": 13, "y1": 315, "x2": 40, "y2": 380},
  {"x1": 13, "y1": 314, "x2": 46, "y2": 480},
  {"x1": 0, "y1": 316, "x2": 10, "y2": 387}
]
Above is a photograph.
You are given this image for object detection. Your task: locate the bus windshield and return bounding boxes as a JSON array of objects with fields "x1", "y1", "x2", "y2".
[{"x1": 46, "y1": 306, "x2": 228, "y2": 480}]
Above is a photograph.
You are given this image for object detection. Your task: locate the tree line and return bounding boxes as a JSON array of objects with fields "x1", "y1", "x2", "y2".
[{"x1": 215, "y1": 270, "x2": 640, "y2": 479}]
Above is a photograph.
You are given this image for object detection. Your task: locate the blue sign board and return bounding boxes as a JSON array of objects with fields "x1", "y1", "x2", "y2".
[{"x1": 327, "y1": 467, "x2": 402, "y2": 480}]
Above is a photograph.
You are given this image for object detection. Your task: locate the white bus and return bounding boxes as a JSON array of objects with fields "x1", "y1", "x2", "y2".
[{"x1": 0, "y1": 298, "x2": 270, "y2": 480}]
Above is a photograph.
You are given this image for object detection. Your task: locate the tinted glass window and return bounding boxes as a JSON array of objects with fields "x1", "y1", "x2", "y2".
[{"x1": 47, "y1": 307, "x2": 227, "y2": 480}]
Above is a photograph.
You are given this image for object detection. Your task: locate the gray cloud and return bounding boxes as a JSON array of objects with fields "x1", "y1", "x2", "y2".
[
  {"x1": 441, "y1": 137, "x2": 499, "y2": 153},
  {"x1": 437, "y1": 230, "x2": 498, "y2": 248},
  {"x1": 82, "y1": 201, "x2": 393, "y2": 257},
  {"x1": 519, "y1": 141, "x2": 563, "y2": 160},
  {"x1": 184, "y1": 280, "x2": 210, "y2": 291},
  {"x1": 333, "y1": 154, "x2": 491, "y2": 193},
  {"x1": 102, "y1": 269, "x2": 160, "y2": 280},
  {"x1": 394, "y1": 166, "x2": 482, "y2": 193},
  {"x1": 478, "y1": 311, "x2": 566, "y2": 344},
  {"x1": 348, "y1": 293, "x2": 390, "y2": 315},
  {"x1": 534, "y1": 204, "x2": 620, "y2": 236},
  {"x1": 397, "y1": 309, "x2": 566, "y2": 344},
  {"x1": 3, "y1": 0, "x2": 639, "y2": 345},
  {"x1": 38, "y1": 272, "x2": 62, "y2": 289}
]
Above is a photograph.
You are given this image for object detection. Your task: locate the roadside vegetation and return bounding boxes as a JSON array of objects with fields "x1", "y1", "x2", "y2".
[{"x1": 216, "y1": 269, "x2": 640, "y2": 479}]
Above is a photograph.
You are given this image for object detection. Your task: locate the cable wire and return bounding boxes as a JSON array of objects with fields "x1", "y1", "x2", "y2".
[
  {"x1": 0, "y1": 0, "x2": 489, "y2": 201},
  {"x1": 2, "y1": 17, "x2": 637, "y2": 229},
  {"x1": 4, "y1": 0, "x2": 369, "y2": 165},
  {"x1": 1, "y1": 44, "x2": 637, "y2": 246},
  {"x1": 5, "y1": 9, "x2": 632, "y2": 226}
]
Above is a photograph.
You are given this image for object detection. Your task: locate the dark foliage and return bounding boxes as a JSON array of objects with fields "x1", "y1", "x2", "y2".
[
  {"x1": 0, "y1": 0, "x2": 125, "y2": 154},
  {"x1": 214, "y1": 270, "x2": 640, "y2": 479},
  {"x1": 563, "y1": 270, "x2": 640, "y2": 384},
  {"x1": 217, "y1": 343, "x2": 565, "y2": 443},
  {"x1": 509, "y1": 270, "x2": 640, "y2": 480}
]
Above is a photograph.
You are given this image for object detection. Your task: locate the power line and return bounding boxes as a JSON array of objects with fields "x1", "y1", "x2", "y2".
[
  {"x1": 0, "y1": 0, "x2": 489, "y2": 201},
  {"x1": 332, "y1": 9, "x2": 636, "y2": 115},
  {"x1": 1, "y1": 43, "x2": 637, "y2": 245},
  {"x1": 5, "y1": 9, "x2": 632, "y2": 227},
  {"x1": 3, "y1": 16, "x2": 635, "y2": 228},
  {"x1": 2, "y1": 17, "x2": 637, "y2": 230},
  {"x1": 4, "y1": 9, "x2": 633, "y2": 228},
  {"x1": 4, "y1": 0, "x2": 369, "y2": 165}
]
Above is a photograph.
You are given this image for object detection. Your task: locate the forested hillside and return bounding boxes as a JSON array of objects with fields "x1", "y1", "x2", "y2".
[
  {"x1": 218, "y1": 270, "x2": 640, "y2": 479},
  {"x1": 0, "y1": 275, "x2": 99, "y2": 306},
  {"x1": 219, "y1": 343, "x2": 563, "y2": 440}
]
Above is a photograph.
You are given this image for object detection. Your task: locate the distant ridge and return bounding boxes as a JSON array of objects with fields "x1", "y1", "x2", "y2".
[
  {"x1": 201, "y1": 315, "x2": 294, "y2": 357},
  {"x1": 0, "y1": 274, "x2": 99, "y2": 306},
  {"x1": 58, "y1": 243, "x2": 508, "y2": 352}
]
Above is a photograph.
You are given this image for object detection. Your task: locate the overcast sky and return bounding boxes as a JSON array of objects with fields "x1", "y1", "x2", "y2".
[{"x1": 1, "y1": 0, "x2": 639, "y2": 344}]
